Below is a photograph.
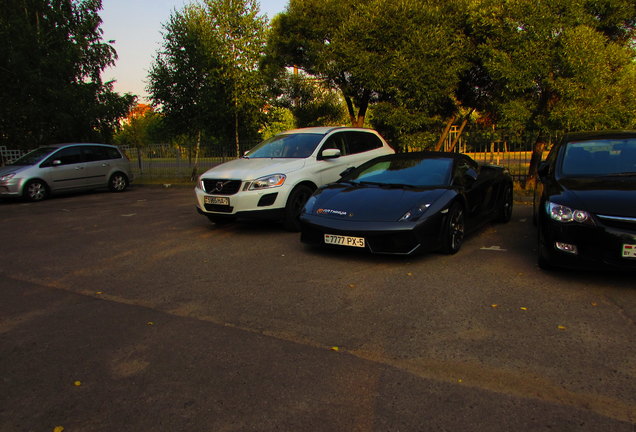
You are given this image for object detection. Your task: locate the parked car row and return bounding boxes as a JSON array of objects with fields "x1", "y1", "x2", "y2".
[
  {"x1": 2, "y1": 129, "x2": 635, "y2": 272},
  {"x1": 196, "y1": 128, "x2": 636, "y2": 271}
]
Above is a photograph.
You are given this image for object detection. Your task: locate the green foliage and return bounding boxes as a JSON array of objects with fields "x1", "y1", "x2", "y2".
[
  {"x1": 114, "y1": 109, "x2": 167, "y2": 147},
  {"x1": 265, "y1": 0, "x2": 471, "y2": 143},
  {"x1": 270, "y1": 72, "x2": 348, "y2": 128},
  {"x1": 148, "y1": 0, "x2": 268, "y2": 155},
  {"x1": 260, "y1": 107, "x2": 296, "y2": 139},
  {"x1": 464, "y1": 0, "x2": 636, "y2": 135},
  {"x1": 0, "y1": 0, "x2": 135, "y2": 149}
]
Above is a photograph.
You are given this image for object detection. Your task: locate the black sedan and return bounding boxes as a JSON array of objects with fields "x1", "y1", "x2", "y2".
[
  {"x1": 535, "y1": 130, "x2": 636, "y2": 270},
  {"x1": 300, "y1": 152, "x2": 513, "y2": 255}
]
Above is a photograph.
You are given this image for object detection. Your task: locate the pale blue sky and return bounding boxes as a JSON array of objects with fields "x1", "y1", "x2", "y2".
[{"x1": 101, "y1": 0, "x2": 288, "y2": 102}]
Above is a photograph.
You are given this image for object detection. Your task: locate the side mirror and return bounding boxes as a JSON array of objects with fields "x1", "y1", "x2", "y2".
[
  {"x1": 339, "y1": 167, "x2": 355, "y2": 178},
  {"x1": 465, "y1": 168, "x2": 478, "y2": 181},
  {"x1": 537, "y1": 161, "x2": 549, "y2": 181},
  {"x1": 321, "y1": 149, "x2": 341, "y2": 159}
]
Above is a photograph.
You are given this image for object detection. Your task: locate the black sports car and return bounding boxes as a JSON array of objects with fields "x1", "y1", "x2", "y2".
[
  {"x1": 535, "y1": 130, "x2": 636, "y2": 270},
  {"x1": 300, "y1": 152, "x2": 513, "y2": 255}
]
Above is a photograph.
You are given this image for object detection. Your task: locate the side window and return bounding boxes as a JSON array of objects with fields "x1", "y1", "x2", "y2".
[
  {"x1": 320, "y1": 133, "x2": 347, "y2": 157},
  {"x1": 106, "y1": 147, "x2": 123, "y2": 159},
  {"x1": 46, "y1": 147, "x2": 83, "y2": 166},
  {"x1": 345, "y1": 131, "x2": 382, "y2": 155},
  {"x1": 452, "y1": 157, "x2": 477, "y2": 186},
  {"x1": 83, "y1": 146, "x2": 107, "y2": 162}
]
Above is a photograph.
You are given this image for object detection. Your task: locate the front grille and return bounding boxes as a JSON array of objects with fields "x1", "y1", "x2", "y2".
[
  {"x1": 204, "y1": 204, "x2": 233, "y2": 213},
  {"x1": 597, "y1": 214, "x2": 636, "y2": 231},
  {"x1": 202, "y1": 179, "x2": 242, "y2": 195}
]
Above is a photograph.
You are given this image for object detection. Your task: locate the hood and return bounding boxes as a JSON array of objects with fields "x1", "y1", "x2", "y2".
[
  {"x1": 557, "y1": 177, "x2": 636, "y2": 217},
  {"x1": 308, "y1": 183, "x2": 449, "y2": 222},
  {"x1": 0, "y1": 165, "x2": 27, "y2": 177},
  {"x1": 200, "y1": 158, "x2": 306, "y2": 180}
]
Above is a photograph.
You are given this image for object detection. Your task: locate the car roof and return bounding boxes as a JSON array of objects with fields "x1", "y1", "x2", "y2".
[
  {"x1": 563, "y1": 130, "x2": 636, "y2": 142},
  {"x1": 281, "y1": 126, "x2": 377, "y2": 135},
  {"x1": 39, "y1": 143, "x2": 116, "y2": 150}
]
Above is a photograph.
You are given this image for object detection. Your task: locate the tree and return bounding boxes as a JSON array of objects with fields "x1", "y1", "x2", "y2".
[
  {"x1": 264, "y1": 0, "x2": 471, "y2": 148},
  {"x1": 264, "y1": 0, "x2": 374, "y2": 127},
  {"x1": 463, "y1": 0, "x2": 636, "y2": 185},
  {"x1": 113, "y1": 104, "x2": 167, "y2": 147},
  {"x1": 268, "y1": 71, "x2": 348, "y2": 128},
  {"x1": 148, "y1": 0, "x2": 268, "y2": 159},
  {"x1": 0, "y1": 0, "x2": 135, "y2": 149}
]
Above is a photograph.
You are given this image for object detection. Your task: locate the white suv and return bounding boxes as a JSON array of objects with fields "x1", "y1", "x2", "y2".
[{"x1": 195, "y1": 127, "x2": 394, "y2": 230}]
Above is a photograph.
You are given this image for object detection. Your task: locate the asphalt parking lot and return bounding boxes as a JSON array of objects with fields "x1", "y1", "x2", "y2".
[{"x1": 1, "y1": 186, "x2": 635, "y2": 431}]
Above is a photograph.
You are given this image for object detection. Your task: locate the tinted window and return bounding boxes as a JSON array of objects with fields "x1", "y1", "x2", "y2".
[
  {"x1": 346, "y1": 131, "x2": 382, "y2": 155},
  {"x1": 45, "y1": 147, "x2": 83, "y2": 166},
  {"x1": 452, "y1": 156, "x2": 478, "y2": 186},
  {"x1": 320, "y1": 133, "x2": 347, "y2": 156},
  {"x1": 83, "y1": 146, "x2": 121, "y2": 162}
]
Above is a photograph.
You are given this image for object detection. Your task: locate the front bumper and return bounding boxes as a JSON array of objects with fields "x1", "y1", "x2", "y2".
[
  {"x1": 0, "y1": 177, "x2": 25, "y2": 197},
  {"x1": 539, "y1": 217, "x2": 636, "y2": 270},
  {"x1": 299, "y1": 213, "x2": 445, "y2": 255},
  {"x1": 194, "y1": 184, "x2": 290, "y2": 218}
]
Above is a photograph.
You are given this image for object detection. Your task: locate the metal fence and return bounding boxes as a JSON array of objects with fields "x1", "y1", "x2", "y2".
[
  {"x1": 1, "y1": 137, "x2": 544, "y2": 183},
  {"x1": 0, "y1": 146, "x2": 24, "y2": 166}
]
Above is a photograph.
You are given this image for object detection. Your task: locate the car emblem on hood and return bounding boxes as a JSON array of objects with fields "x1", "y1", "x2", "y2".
[{"x1": 215, "y1": 181, "x2": 231, "y2": 192}]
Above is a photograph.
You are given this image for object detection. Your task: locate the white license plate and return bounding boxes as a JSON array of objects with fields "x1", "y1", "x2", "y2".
[
  {"x1": 204, "y1": 196, "x2": 229, "y2": 206},
  {"x1": 622, "y1": 244, "x2": 636, "y2": 259},
  {"x1": 324, "y1": 234, "x2": 365, "y2": 248}
]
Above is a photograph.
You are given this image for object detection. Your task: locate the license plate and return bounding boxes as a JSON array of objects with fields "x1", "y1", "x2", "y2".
[
  {"x1": 622, "y1": 244, "x2": 636, "y2": 259},
  {"x1": 324, "y1": 234, "x2": 365, "y2": 248},
  {"x1": 204, "y1": 196, "x2": 229, "y2": 206}
]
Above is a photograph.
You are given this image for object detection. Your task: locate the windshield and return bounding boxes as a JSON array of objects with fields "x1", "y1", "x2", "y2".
[
  {"x1": 245, "y1": 133, "x2": 323, "y2": 159},
  {"x1": 561, "y1": 139, "x2": 636, "y2": 176},
  {"x1": 345, "y1": 156, "x2": 453, "y2": 187},
  {"x1": 9, "y1": 147, "x2": 58, "y2": 166}
]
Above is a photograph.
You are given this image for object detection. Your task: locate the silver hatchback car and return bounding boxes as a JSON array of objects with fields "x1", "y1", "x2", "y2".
[{"x1": 0, "y1": 143, "x2": 133, "y2": 201}]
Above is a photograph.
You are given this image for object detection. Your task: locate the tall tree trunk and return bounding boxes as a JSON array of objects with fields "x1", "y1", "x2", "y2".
[
  {"x1": 190, "y1": 130, "x2": 201, "y2": 181},
  {"x1": 234, "y1": 98, "x2": 240, "y2": 158},
  {"x1": 525, "y1": 134, "x2": 547, "y2": 189},
  {"x1": 448, "y1": 109, "x2": 474, "y2": 152},
  {"x1": 435, "y1": 116, "x2": 457, "y2": 151}
]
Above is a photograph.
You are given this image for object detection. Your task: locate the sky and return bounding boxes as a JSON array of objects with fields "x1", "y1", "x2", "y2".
[{"x1": 100, "y1": 0, "x2": 288, "y2": 102}]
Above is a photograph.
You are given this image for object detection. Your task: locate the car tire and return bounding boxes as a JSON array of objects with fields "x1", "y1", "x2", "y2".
[
  {"x1": 537, "y1": 228, "x2": 556, "y2": 270},
  {"x1": 23, "y1": 179, "x2": 48, "y2": 202},
  {"x1": 283, "y1": 184, "x2": 314, "y2": 232},
  {"x1": 109, "y1": 172, "x2": 129, "y2": 192},
  {"x1": 440, "y1": 202, "x2": 465, "y2": 255},
  {"x1": 497, "y1": 183, "x2": 513, "y2": 223}
]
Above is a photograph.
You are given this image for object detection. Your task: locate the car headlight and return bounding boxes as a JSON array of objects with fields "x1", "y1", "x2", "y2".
[
  {"x1": 545, "y1": 201, "x2": 594, "y2": 224},
  {"x1": 249, "y1": 174, "x2": 286, "y2": 190},
  {"x1": 0, "y1": 173, "x2": 16, "y2": 183},
  {"x1": 399, "y1": 203, "x2": 431, "y2": 222}
]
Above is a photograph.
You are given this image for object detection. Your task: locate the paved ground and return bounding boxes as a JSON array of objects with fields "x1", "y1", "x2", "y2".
[{"x1": 0, "y1": 186, "x2": 634, "y2": 432}]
